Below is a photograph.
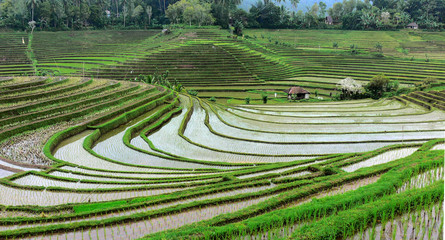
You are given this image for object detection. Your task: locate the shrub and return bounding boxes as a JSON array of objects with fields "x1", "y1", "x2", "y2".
[
  {"x1": 245, "y1": 97, "x2": 251, "y2": 104},
  {"x1": 333, "y1": 42, "x2": 338, "y2": 49},
  {"x1": 365, "y1": 74, "x2": 390, "y2": 99},
  {"x1": 396, "y1": 87, "x2": 413, "y2": 95},
  {"x1": 337, "y1": 77, "x2": 364, "y2": 100},
  {"x1": 209, "y1": 96, "x2": 216, "y2": 102},
  {"x1": 261, "y1": 94, "x2": 268, "y2": 104},
  {"x1": 387, "y1": 80, "x2": 399, "y2": 92},
  {"x1": 187, "y1": 90, "x2": 198, "y2": 96},
  {"x1": 350, "y1": 44, "x2": 358, "y2": 54},
  {"x1": 375, "y1": 42, "x2": 383, "y2": 52},
  {"x1": 415, "y1": 77, "x2": 437, "y2": 90},
  {"x1": 234, "y1": 20, "x2": 244, "y2": 36}
]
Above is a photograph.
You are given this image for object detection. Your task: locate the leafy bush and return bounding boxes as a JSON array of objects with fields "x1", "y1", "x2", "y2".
[
  {"x1": 375, "y1": 42, "x2": 383, "y2": 52},
  {"x1": 365, "y1": 74, "x2": 390, "y2": 99},
  {"x1": 245, "y1": 97, "x2": 251, "y2": 104},
  {"x1": 261, "y1": 94, "x2": 268, "y2": 104},
  {"x1": 415, "y1": 77, "x2": 437, "y2": 90},
  {"x1": 209, "y1": 96, "x2": 216, "y2": 102},
  {"x1": 187, "y1": 90, "x2": 199, "y2": 96},
  {"x1": 234, "y1": 20, "x2": 244, "y2": 36},
  {"x1": 350, "y1": 44, "x2": 358, "y2": 54},
  {"x1": 387, "y1": 80, "x2": 399, "y2": 92}
]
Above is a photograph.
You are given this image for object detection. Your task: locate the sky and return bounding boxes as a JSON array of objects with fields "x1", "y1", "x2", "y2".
[{"x1": 238, "y1": 0, "x2": 342, "y2": 13}]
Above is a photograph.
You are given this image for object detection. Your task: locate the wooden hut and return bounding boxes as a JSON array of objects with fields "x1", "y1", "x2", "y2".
[
  {"x1": 325, "y1": 16, "x2": 333, "y2": 25},
  {"x1": 407, "y1": 22, "x2": 419, "y2": 29},
  {"x1": 284, "y1": 87, "x2": 310, "y2": 100}
]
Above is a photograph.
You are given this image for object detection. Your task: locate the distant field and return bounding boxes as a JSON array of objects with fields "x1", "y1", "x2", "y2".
[
  {"x1": 245, "y1": 29, "x2": 445, "y2": 60},
  {"x1": 0, "y1": 29, "x2": 444, "y2": 102}
]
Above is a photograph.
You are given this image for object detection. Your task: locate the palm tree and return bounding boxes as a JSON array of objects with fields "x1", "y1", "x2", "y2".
[
  {"x1": 26, "y1": 0, "x2": 40, "y2": 22},
  {"x1": 146, "y1": 5, "x2": 153, "y2": 26}
]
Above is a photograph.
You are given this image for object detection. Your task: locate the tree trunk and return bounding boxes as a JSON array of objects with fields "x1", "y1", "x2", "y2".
[
  {"x1": 116, "y1": 0, "x2": 119, "y2": 17},
  {"x1": 31, "y1": 1, "x2": 35, "y2": 21},
  {"x1": 123, "y1": 5, "x2": 126, "y2": 27}
]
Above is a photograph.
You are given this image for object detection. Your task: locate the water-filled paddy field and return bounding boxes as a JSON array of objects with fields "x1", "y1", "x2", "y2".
[{"x1": 0, "y1": 28, "x2": 444, "y2": 239}]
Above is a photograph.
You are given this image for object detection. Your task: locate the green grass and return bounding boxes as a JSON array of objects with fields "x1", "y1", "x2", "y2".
[
  {"x1": 245, "y1": 29, "x2": 445, "y2": 61},
  {"x1": 73, "y1": 200, "x2": 128, "y2": 214}
]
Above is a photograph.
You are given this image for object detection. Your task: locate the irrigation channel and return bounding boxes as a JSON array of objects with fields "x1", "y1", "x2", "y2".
[{"x1": 0, "y1": 76, "x2": 443, "y2": 239}]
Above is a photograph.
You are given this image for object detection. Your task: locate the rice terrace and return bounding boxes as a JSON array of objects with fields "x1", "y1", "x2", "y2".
[{"x1": 0, "y1": 0, "x2": 444, "y2": 239}]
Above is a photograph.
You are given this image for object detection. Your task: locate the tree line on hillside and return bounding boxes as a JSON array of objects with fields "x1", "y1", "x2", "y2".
[{"x1": 0, "y1": 0, "x2": 443, "y2": 31}]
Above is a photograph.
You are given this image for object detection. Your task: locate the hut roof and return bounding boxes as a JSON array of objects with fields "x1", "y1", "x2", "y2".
[
  {"x1": 326, "y1": 16, "x2": 333, "y2": 23},
  {"x1": 407, "y1": 22, "x2": 418, "y2": 27},
  {"x1": 284, "y1": 86, "x2": 310, "y2": 95}
]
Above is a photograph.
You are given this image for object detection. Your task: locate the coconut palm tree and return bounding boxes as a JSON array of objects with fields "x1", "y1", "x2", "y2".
[{"x1": 26, "y1": 0, "x2": 40, "y2": 22}]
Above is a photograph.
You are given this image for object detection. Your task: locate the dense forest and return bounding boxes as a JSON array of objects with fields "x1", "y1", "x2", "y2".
[{"x1": 0, "y1": 0, "x2": 444, "y2": 31}]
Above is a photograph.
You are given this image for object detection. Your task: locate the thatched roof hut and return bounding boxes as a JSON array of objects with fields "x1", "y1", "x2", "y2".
[
  {"x1": 284, "y1": 87, "x2": 310, "y2": 100},
  {"x1": 407, "y1": 22, "x2": 419, "y2": 29}
]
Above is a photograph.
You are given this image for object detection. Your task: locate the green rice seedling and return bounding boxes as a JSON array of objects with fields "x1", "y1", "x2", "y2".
[{"x1": 391, "y1": 220, "x2": 397, "y2": 240}]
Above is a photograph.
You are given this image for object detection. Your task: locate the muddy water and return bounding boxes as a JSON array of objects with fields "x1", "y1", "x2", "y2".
[
  {"x1": 22, "y1": 194, "x2": 278, "y2": 240},
  {"x1": 0, "y1": 168, "x2": 14, "y2": 178},
  {"x1": 49, "y1": 170, "x2": 219, "y2": 182},
  {"x1": 247, "y1": 99, "x2": 387, "y2": 109},
  {"x1": 283, "y1": 175, "x2": 381, "y2": 209},
  {"x1": 0, "y1": 183, "x2": 191, "y2": 206},
  {"x1": 11, "y1": 174, "x2": 209, "y2": 189},
  {"x1": 238, "y1": 165, "x2": 310, "y2": 179},
  {"x1": 227, "y1": 108, "x2": 445, "y2": 124},
  {"x1": 397, "y1": 167, "x2": 444, "y2": 194},
  {"x1": 130, "y1": 135, "x2": 172, "y2": 157},
  {"x1": 431, "y1": 143, "x2": 445, "y2": 150},
  {"x1": 59, "y1": 165, "x2": 221, "y2": 178},
  {"x1": 0, "y1": 158, "x2": 40, "y2": 172},
  {"x1": 341, "y1": 147, "x2": 418, "y2": 172},
  {"x1": 0, "y1": 185, "x2": 274, "y2": 232},
  {"x1": 53, "y1": 130, "x2": 231, "y2": 170},
  {"x1": 348, "y1": 202, "x2": 443, "y2": 240},
  {"x1": 208, "y1": 105, "x2": 445, "y2": 143},
  {"x1": 187, "y1": 100, "x2": 426, "y2": 156},
  {"x1": 242, "y1": 202, "x2": 444, "y2": 240},
  {"x1": 145, "y1": 97, "x2": 304, "y2": 163},
  {"x1": 234, "y1": 102, "x2": 423, "y2": 117},
  {"x1": 91, "y1": 107, "x2": 232, "y2": 169},
  {"x1": 217, "y1": 108, "x2": 445, "y2": 133},
  {"x1": 236, "y1": 175, "x2": 381, "y2": 240},
  {"x1": 274, "y1": 171, "x2": 312, "y2": 180}
]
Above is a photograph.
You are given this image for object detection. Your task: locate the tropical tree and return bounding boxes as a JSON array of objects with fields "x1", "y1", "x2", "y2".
[
  {"x1": 328, "y1": 2, "x2": 344, "y2": 21},
  {"x1": 234, "y1": 20, "x2": 243, "y2": 36},
  {"x1": 365, "y1": 74, "x2": 390, "y2": 99},
  {"x1": 375, "y1": 42, "x2": 383, "y2": 52},
  {"x1": 343, "y1": 0, "x2": 357, "y2": 14},
  {"x1": 166, "y1": 0, "x2": 214, "y2": 26},
  {"x1": 319, "y1": 1, "x2": 327, "y2": 18},
  {"x1": 26, "y1": 0, "x2": 39, "y2": 22},
  {"x1": 336, "y1": 77, "x2": 363, "y2": 99},
  {"x1": 146, "y1": 5, "x2": 152, "y2": 26}
]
